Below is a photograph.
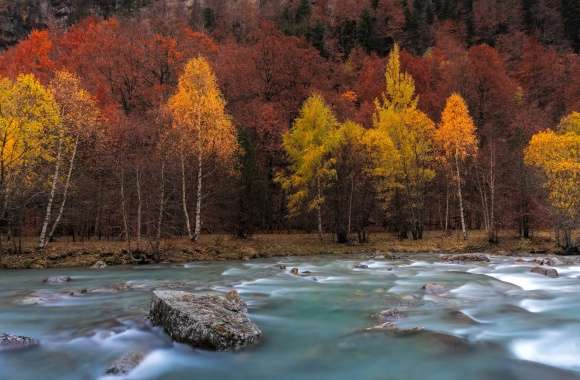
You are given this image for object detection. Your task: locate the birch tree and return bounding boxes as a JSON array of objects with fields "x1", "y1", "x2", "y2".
[
  {"x1": 436, "y1": 93, "x2": 478, "y2": 240},
  {"x1": 168, "y1": 57, "x2": 238, "y2": 242},
  {"x1": 38, "y1": 71, "x2": 100, "y2": 251},
  {"x1": 525, "y1": 112, "x2": 580, "y2": 252},
  {"x1": 0, "y1": 75, "x2": 59, "y2": 246}
]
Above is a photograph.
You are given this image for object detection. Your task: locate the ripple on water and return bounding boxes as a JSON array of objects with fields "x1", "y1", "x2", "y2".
[{"x1": 511, "y1": 328, "x2": 580, "y2": 372}]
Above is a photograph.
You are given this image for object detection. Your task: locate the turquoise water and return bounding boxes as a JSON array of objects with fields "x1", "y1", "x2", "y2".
[{"x1": 2, "y1": 255, "x2": 580, "y2": 380}]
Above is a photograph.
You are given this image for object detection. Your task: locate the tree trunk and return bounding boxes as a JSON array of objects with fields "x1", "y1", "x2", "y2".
[
  {"x1": 488, "y1": 141, "x2": 498, "y2": 244},
  {"x1": 39, "y1": 134, "x2": 63, "y2": 251},
  {"x1": 193, "y1": 145, "x2": 202, "y2": 242},
  {"x1": 180, "y1": 144, "x2": 193, "y2": 240},
  {"x1": 316, "y1": 176, "x2": 323, "y2": 241},
  {"x1": 347, "y1": 176, "x2": 354, "y2": 237},
  {"x1": 445, "y1": 176, "x2": 450, "y2": 233},
  {"x1": 155, "y1": 160, "x2": 165, "y2": 254},
  {"x1": 455, "y1": 153, "x2": 468, "y2": 240},
  {"x1": 120, "y1": 167, "x2": 131, "y2": 249},
  {"x1": 135, "y1": 166, "x2": 142, "y2": 248},
  {"x1": 47, "y1": 133, "x2": 79, "y2": 244}
]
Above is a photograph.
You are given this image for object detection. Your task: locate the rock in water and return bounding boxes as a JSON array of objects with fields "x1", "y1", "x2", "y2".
[
  {"x1": 422, "y1": 283, "x2": 447, "y2": 295},
  {"x1": 105, "y1": 352, "x2": 145, "y2": 376},
  {"x1": 149, "y1": 290, "x2": 261, "y2": 351},
  {"x1": 91, "y1": 260, "x2": 107, "y2": 269},
  {"x1": 440, "y1": 254, "x2": 490, "y2": 263},
  {"x1": 0, "y1": 333, "x2": 39, "y2": 351},
  {"x1": 43, "y1": 276, "x2": 71, "y2": 284},
  {"x1": 530, "y1": 266, "x2": 559, "y2": 278},
  {"x1": 533, "y1": 257, "x2": 563, "y2": 266}
]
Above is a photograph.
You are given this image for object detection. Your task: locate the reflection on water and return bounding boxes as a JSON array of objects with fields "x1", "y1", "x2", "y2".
[{"x1": 1, "y1": 254, "x2": 580, "y2": 380}]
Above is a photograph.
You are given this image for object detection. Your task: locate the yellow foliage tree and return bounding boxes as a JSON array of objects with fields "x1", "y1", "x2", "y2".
[
  {"x1": 436, "y1": 93, "x2": 478, "y2": 240},
  {"x1": 279, "y1": 93, "x2": 338, "y2": 240},
  {"x1": 168, "y1": 57, "x2": 238, "y2": 241},
  {"x1": 525, "y1": 113, "x2": 580, "y2": 251},
  {"x1": 370, "y1": 43, "x2": 436, "y2": 240},
  {"x1": 0, "y1": 74, "x2": 60, "y2": 227},
  {"x1": 38, "y1": 71, "x2": 101, "y2": 251}
]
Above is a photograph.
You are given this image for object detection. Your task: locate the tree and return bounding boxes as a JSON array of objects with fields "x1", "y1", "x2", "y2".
[
  {"x1": 0, "y1": 74, "x2": 60, "y2": 245},
  {"x1": 279, "y1": 93, "x2": 338, "y2": 240},
  {"x1": 326, "y1": 120, "x2": 373, "y2": 243},
  {"x1": 168, "y1": 56, "x2": 238, "y2": 242},
  {"x1": 38, "y1": 71, "x2": 100, "y2": 251},
  {"x1": 525, "y1": 112, "x2": 580, "y2": 252},
  {"x1": 436, "y1": 93, "x2": 478, "y2": 240},
  {"x1": 370, "y1": 43, "x2": 436, "y2": 239}
]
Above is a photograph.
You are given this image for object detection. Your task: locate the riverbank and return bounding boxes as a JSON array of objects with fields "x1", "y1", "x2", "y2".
[{"x1": 0, "y1": 230, "x2": 564, "y2": 270}]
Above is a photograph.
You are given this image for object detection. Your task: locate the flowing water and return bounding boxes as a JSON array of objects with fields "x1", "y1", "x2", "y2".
[{"x1": 2, "y1": 254, "x2": 580, "y2": 380}]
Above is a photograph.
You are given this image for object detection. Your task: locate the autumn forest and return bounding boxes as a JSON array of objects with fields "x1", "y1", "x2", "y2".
[{"x1": 0, "y1": 0, "x2": 579, "y2": 255}]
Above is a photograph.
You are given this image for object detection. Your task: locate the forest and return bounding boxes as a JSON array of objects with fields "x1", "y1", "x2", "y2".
[{"x1": 0, "y1": 0, "x2": 578, "y2": 254}]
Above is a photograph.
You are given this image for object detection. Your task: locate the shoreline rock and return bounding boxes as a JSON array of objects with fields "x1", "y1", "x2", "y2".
[{"x1": 149, "y1": 290, "x2": 261, "y2": 351}]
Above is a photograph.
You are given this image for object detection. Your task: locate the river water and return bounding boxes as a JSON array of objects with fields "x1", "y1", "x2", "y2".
[{"x1": 1, "y1": 254, "x2": 580, "y2": 380}]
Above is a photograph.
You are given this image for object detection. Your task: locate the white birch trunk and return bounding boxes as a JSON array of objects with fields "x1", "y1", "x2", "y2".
[
  {"x1": 455, "y1": 153, "x2": 468, "y2": 240},
  {"x1": 39, "y1": 134, "x2": 63, "y2": 251},
  {"x1": 180, "y1": 144, "x2": 193, "y2": 240},
  {"x1": 193, "y1": 145, "x2": 202, "y2": 242},
  {"x1": 47, "y1": 133, "x2": 79, "y2": 243}
]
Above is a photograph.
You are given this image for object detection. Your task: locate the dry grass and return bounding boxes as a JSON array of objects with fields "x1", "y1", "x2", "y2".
[{"x1": 0, "y1": 229, "x2": 563, "y2": 269}]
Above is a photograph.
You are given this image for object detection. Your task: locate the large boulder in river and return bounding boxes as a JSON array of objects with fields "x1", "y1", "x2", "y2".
[
  {"x1": 0, "y1": 333, "x2": 38, "y2": 351},
  {"x1": 530, "y1": 266, "x2": 559, "y2": 278},
  {"x1": 149, "y1": 290, "x2": 261, "y2": 351}
]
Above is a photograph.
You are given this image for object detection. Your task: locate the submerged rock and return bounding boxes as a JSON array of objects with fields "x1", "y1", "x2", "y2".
[
  {"x1": 447, "y1": 310, "x2": 479, "y2": 325},
  {"x1": 372, "y1": 308, "x2": 405, "y2": 323},
  {"x1": 530, "y1": 266, "x2": 559, "y2": 278},
  {"x1": 43, "y1": 276, "x2": 71, "y2": 284},
  {"x1": 149, "y1": 290, "x2": 261, "y2": 351},
  {"x1": 533, "y1": 257, "x2": 563, "y2": 267},
  {"x1": 105, "y1": 352, "x2": 145, "y2": 376},
  {"x1": 0, "y1": 333, "x2": 39, "y2": 351},
  {"x1": 422, "y1": 283, "x2": 447, "y2": 295},
  {"x1": 91, "y1": 260, "x2": 107, "y2": 269},
  {"x1": 440, "y1": 254, "x2": 490, "y2": 263}
]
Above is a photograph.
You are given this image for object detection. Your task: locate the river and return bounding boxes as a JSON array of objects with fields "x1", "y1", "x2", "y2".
[{"x1": 1, "y1": 254, "x2": 580, "y2": 379}]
